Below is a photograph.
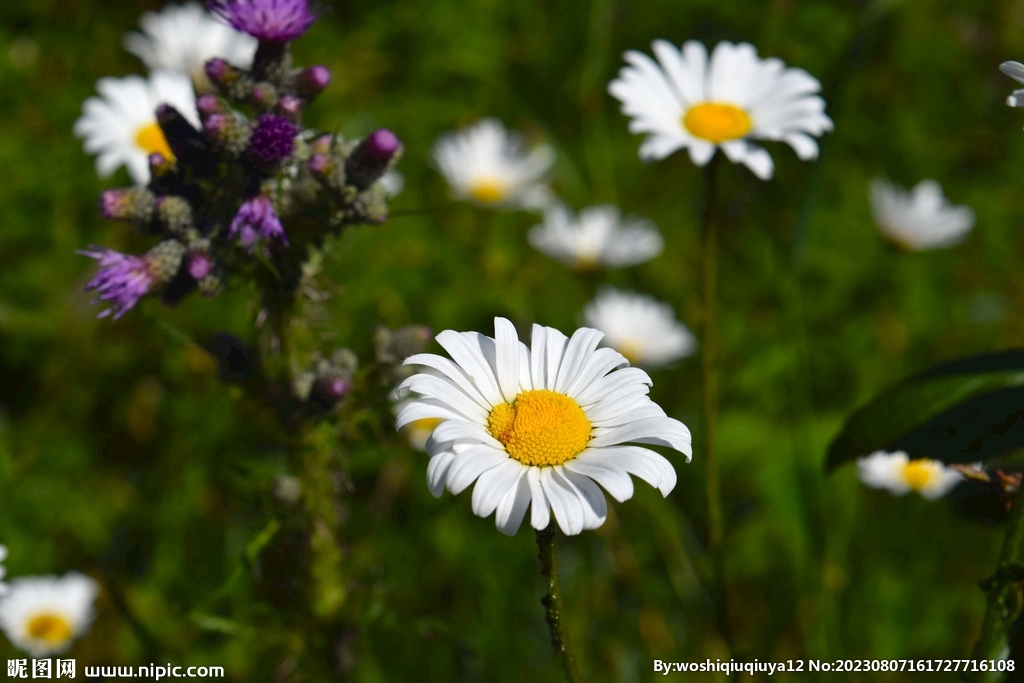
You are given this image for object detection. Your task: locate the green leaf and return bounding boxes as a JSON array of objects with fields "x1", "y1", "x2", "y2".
[{"x1": 826, "y1": 350, "x2": 1024, "y2": 471}]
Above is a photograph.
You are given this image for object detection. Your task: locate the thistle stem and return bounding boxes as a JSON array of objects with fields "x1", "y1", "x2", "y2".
[
  {"x1": 969, "y1": 492, "x2": 1024, "y2": 680},
  {"x1": 536, "y1": 527, "x2": 582, "y2": 683},
  {"x1": 700, "y1": 155, "x2": 730, "y2": 647}
]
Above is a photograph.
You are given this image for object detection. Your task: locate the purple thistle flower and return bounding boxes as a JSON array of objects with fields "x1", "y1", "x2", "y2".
[
  {"x1": 79, "y1": 248, "x2": 156, "y2": 320},
  {"x1": 229, "y1": 196, "x2": 288, "y2": 251},
  {"x1": 249, "y1": 114, "x2": 298, "y2": 165},
  {"x1": 208, "y1": 0, "x2": 315, "y2": 43}
]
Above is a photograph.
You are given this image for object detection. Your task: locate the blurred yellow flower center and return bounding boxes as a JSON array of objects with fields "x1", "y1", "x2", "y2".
[
  {"x1": 618, "y1": 341, "x2": 643, "y2": 365},
  {"x1": 468, "y1": 179, "x2": 507, "y2": 204},
  {"x1": 411, "y1": 417, "x2": 443, "y2": 432},
  {"x1": 26, "y1": 613, "x2": 73, "y2": 646},
  {"x1": 134, "y1": 122, "x2": 175, "y2": 161},
  {"x1": 487, "y1": 389, "x2": 591, "y2": 467},
  {"x1": 683, "y1": 103, "x2": 753, "y2": 143},
  {"x1": 902, "y1": 459, "x2": 939, "y2": 490}
]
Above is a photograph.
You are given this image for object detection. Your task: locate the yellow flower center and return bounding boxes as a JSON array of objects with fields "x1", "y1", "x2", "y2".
[
  {"x1": 410, "y1": 417, "x2": 443, "y2": 432},
  {"x1": 26, "y1": 613, "x2": 73, "y2": 646},
  {"x1": 468, "y1": 179, "x2": 508, "y2": 204},
  {"x1": 487, "y1": 389, "x2": 591, "y2": 467},
  {"x1": 902, "y1": 459, "x2": 939, "y2": 491},
  {"x1": 134, "y1": 122, "x2": 175, "y2": 161},
  {"x1": 682, "y1": 102, "x2": 753, "y2": 144}
]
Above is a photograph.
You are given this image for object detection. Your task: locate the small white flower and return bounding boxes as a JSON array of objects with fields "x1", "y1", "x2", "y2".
[
  {"x1": 432, "y1": 118, "x2": 554, "y2": 209},
  {"x1": 870, "y1": 178, "x2": 975, "y2": 251},
  {"x1": 396, "y1": 317, "x2": 690, "y2": 536},
  {"x1": 378, "y1": 170, "x2": 405, "y2": 198},
  {"x1": 608, "y1": 40, "x2": 833, "y2": 179},
  {"x1": 582, "y1": 288, "x2": 696, "y2": 369},
  {"x1": 857, "y1": 451, "x2": 963, "y2": 500},
  {"x1": 528, "y1": 204, "x2": 663, "y2": 269},
  {"x1": 391, "y1": 367, "x2": 444, "y2": 451},
  {"x1": 0, "y1": 572, "x2": 99, "y2": 657},
  {"x1": 123, "y1": 2, "x2": 257, "y2": 91},
  {"x1": 1000, "y1": 61, "x2": 1024, "y2": 107},
  {"x1": 74, "y1": 70, "x2": 199, "y2": 185}
]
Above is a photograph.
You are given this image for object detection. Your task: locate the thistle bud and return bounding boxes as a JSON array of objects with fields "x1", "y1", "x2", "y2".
[
  {"x1": 345, "y1": 129, "x2": 403, "y2": 190},
  {"x1": 99, "y1": 187, "x2": 155, "y2": 223},
  {"x1": 205, "y1": 58, "x2": 239, "y2": 89},
  {"x1": 186, "y1": 250, "x2": 214, "y2": 281},
  {"x1": 196, "y1": 93, "x2": 223, "y2": 119},
  {"x1": 310, "y1": 373, "x2": 350, "y2": 409},
  {"x1": 249, "y1": 82, "x2": 278, "y2": 110},
  {"x1": 155, "y1": 195, "x2": 194, "y2": 236},
  {"x1": 296, "y1": 65, "x2": 331, "y2": 99},
  {"x1": 277, "y1": 94, "x2": 302, "y2": 123},
  {"x1": 144, "y1": 240, "x2": 187, "y2": 283},
  {"x1": 310, "y1": 134, "x2": 334, "y2": 155}
]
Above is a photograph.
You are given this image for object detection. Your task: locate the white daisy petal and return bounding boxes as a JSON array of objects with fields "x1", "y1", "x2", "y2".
[
  {"x1": 528, "y1": 467, "x2": 551, "y2": 530},
  {"x1": 529, "y1": 203, "x2": 664, "y2": 269},
  {"x1": 541, "y1": 467, "x2": 586, "y2": 536},
  {"x1": 583, "y1": 446, "x2": 678, "y2": 496},
  {"x1": 494, "y1": 469, "x2": 532, "y2": 536},
  {"x1": 446, "y1": 445, "x2": 510, "y2": 495},
  {"x1": 494, "y1": 317, "x2": 522, "y2": 403},
  {"x1": 564, "y1": 457, "x2": 635, "y2": 503},
  {"x1": 426, "y1": 452, "x2": 456, "y2": 497},
  {"x1": 472, "y1": 460, "x2": 528, "y2": 518},
  {"x1": 559, "y1": 467, "x2": 609, "y2": 530}
]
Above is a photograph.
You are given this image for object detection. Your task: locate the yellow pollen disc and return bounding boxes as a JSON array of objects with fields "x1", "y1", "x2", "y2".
[
  {"x1": 487, "y1": 389, "x2": 592, "y2": 467},
  {"x1": 682, "y1": 102, "x2": 753, "y2": 144},
  {"x1": 25, "y1": 613, "x2": 73, "y2": 646},
  {"x1": 902, "y1": 459, "x2": 939, "y2": 491},
  {"x1": 468, "y1": 179, "x2": 508, "y2": 204},
  {"x1": 134, "y1": 122, "x2": 175, "y2": 161},
  {"x1": 574, "y1": 254, "x2": 600, "y2": 271}
]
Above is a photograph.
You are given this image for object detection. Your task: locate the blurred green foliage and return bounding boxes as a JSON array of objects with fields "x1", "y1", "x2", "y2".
[{"x1": 1, "y1": 0, "x2": 1023, "y2": 680}]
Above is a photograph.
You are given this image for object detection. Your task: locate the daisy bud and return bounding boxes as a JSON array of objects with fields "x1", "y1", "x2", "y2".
[
  {"x1": 155, "y1": 195, "x2": 194, "y2": 237},
  {"x1": 297, "y1": 65, "x2": 331, "y2": 99},
  {"x1": 345, "y1": 129, "x2": 403, "y2": 190},
  {"x1": 249, "y1": 113, "x2": 298, "y2": 168},
  {"x1": 277, "y1": 94, "x2": 302, "y2": 123},
  {"x1": 229, "y1": 195, "x2": 288, "y2": 251},
  {"x1": 98, "y1": 187, "x2": 155, "y2": 223}
]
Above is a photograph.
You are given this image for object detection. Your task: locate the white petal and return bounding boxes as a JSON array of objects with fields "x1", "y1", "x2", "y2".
[
  {"x1": 564, "y1": 456, "x2": 635, "y2": 503},
  {"x1": 471, "y1": 459, "x2": 527, "y2": 519},
  {"x1": 541, "y1": 467, "x2": 585, "y2": 535},
  {"x1": 494, "y1": 317, "x2": 522, "y2": 403},
  {"x1": 528, "y1": 466, "x2": 551, "y2": 530},
  {"x1": 494, "y1": 469, "x2": 532, "y2": 536},
  {"x1": 446, "y1": 445, "x2": 510, "y2": 495}
]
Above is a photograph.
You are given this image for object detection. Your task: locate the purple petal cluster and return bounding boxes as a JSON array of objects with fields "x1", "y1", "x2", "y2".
[
  {"x1": 80, "y1": 248, "x2": 156, "y2": 320},
  {"x1": 250, "y1": 114, "x2": 299, "y2": 165},
  {"x1": 208, "y1": 0, "x2": 315, "y2": 43},
  {"x1": 229, "y1": 196, "x2": 288, "y2": 251}
]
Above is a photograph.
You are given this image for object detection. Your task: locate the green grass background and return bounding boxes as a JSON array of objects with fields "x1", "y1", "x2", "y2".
[{"x1": 1, "y1": 0, "x2": 1023, "y2": 680}]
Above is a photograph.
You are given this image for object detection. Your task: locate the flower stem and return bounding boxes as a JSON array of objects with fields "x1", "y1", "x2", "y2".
[
  {"x1": 700, "y1": 155, "x2": 731, "y2": 647},
  {"x1": 969, "y1": 492, "x2": 1024, "y2": 680},
  {"x1": 536, "y1": 527, "x2": 582, "y2": 683}
]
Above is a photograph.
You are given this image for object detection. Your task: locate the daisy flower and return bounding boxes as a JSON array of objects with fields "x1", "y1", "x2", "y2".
[
  {"x1": 869, "y1": 178, "x2": 975, "y2": 251},
  {"x1": 1000, "y1": 61, "x2": 1024, "y2": 108},
  {"x1": 582, "y1": 288, "x2": 696, "y2": 368},
  {"x1": 395, "y1": 318, "x2": 691, "y2": 536},
  {"x1": 528, "y1": 204, "x2": 663, "y2": 269},
  {"x1": 123, "y1": 2, "x2": 257, "y2": 91},
  {"x1": 0, "y1": 572, "x2": 99, "y2": 657},
  {"x1": 432, "y1": 118, "x2": 554, "y2": 210},
  {"x1": 607, "y1": 40, "x2": 833, "y2": 179},
  {"x1": 857, "y1": 451, "x2": 963, "y2": 500},
  {"x1": 74, "y1": 70, "x2": 199, "y2": 185}
]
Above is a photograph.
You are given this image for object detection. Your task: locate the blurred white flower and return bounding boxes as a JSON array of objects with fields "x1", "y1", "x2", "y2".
[
  {"x1": 582, "y1": 288, "x2": 696, "y2": 368},
  {"x1": 608, "y1": 40, "x2": 833, "y2": 179},
  {"x1": 123, "y1": 2, "x2": 257, "y2": 91},
  {"x1": 378, "y1": 170, "x2": 405, "y2": 198},
  {"x1": 869, "y1": 178, "x2": 975, "y2": 251},
  {"x1": 74, "y1": 70, "x2": 199, "y2": 185},
  {"x1": 395, "y1": 318, "x2": 690, "y2": 536},
  {"x1": 1000, "y1": 61, "x2": 1024, "y2": 107},
  {"x1": 432, "y1": 118, "x2": 553, "y2": 210},
  {"x1": 528, "y1": 204, "x2": 663, "y2": 269},
  {"x1": 857, "y1": 451, "x2": 963, "y2": 500},
  {"x1": 0, "y1": 546, "x2": 7, "y2": 597},
  {"x1": 391, "y1": 367, "x2": 444, "y2": 452},
  {"x1": 0, "y1": 572, "x2": 99, "y2": 657}
]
